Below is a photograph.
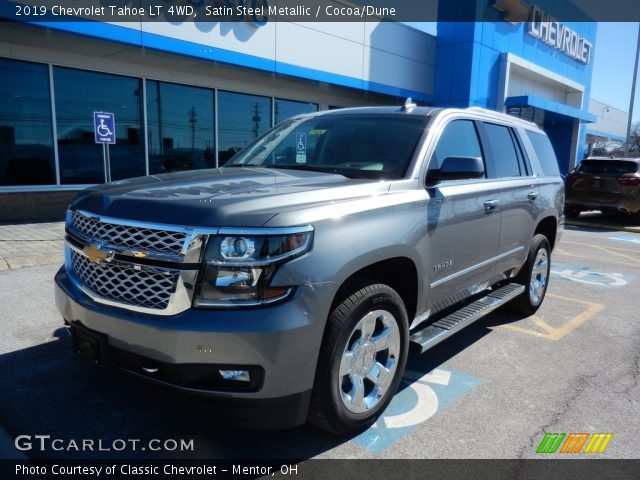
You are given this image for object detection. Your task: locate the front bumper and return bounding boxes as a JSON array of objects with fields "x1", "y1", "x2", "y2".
[{"x1": 55, "y1": 266, "x2": 337, "y2": 427}]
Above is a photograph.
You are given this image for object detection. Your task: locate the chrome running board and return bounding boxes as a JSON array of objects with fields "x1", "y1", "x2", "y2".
[{"x1": 409, "y1": 283, "x2": 525, "y2": 354}]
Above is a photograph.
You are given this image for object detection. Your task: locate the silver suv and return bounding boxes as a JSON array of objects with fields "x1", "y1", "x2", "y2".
[{"x1": 55, "y1": 104, "x2": 563, "y2": 435}]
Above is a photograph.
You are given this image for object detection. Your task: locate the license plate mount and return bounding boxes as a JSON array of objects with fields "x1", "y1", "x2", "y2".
[{"x1": 70, "y1": 323, "x2": 109, "y2": 367}]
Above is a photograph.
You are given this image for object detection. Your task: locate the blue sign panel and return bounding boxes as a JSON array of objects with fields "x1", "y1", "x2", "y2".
[{"x1": 93, "y1": 112, "x2": 116, "y2": 144}]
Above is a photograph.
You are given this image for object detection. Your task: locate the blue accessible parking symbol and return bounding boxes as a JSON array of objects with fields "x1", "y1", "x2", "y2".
[
  {"x1": 93, "y1": 112, "x2": 116, "y2": 144},
  {"x1": 352, "y1": 367, "x2": 482, "y2": 453}
]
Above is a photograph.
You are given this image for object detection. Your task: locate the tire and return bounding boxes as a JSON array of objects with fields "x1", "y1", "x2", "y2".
[
  {"x1": 510, "y1": 234, "x2": 551, "y2": 316},
  {"x1": 564, "y1": 206, "x2": 581, "y2": 219},
  {"x1": 309, "y1": 283, "x2": 409, "y2": 435}
]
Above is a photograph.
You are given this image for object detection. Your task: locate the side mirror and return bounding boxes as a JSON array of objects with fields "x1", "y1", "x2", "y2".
[{"x1": 427, "y1": 156, "x2": 485, "y2": 184}]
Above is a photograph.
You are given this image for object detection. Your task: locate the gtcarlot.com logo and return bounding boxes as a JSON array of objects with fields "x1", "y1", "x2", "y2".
[
  {"x1": 14, "y1": 435, "x2": 195, "y2": 452},
  {"x1": 536, "y1": 432, "x2": 613, "y2": 454}
]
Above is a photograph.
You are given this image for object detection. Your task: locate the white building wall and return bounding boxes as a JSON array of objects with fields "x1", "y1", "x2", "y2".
[
  {"x1": 134, "y1": 20, "x2": 436, "y2": 97},
  {"x1": 588, "y1": 99, "x2": 627, "y2": 139}
]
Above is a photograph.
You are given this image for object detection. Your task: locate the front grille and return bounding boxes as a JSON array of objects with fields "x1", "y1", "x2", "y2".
[
  {"x1": 70, "y1": 251, "x2": 177, "y2": 310},
  {"x1": 71, "y1": 210, "x2": 187, "y2": 255}
]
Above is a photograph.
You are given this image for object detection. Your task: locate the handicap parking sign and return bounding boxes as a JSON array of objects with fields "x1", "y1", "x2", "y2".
[
  {"x1": 93, "y1": 112, "x2": 116, "y2": 144},
  {"x1": 295, "y1": 132, "x2": 306, "y2": 163},
  {"x1": 353, "y1": 367, "x2": 482, "y2": 453}
]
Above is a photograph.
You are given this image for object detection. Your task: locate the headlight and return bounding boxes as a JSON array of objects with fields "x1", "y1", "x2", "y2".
[{"x1": 194, "y1": 226, "x2": 313, "y2": 308}]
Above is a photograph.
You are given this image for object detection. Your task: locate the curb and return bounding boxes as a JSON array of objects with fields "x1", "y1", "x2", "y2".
[
  {"x1": 0, "y1": 254, "x2": 64, "y2": 270},
  {"x1": 565, "y1": 219, "x2": 640, "y2": 234}
]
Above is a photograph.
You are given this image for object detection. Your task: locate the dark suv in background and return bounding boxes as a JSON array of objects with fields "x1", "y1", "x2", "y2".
[{"x1": 565, "y1": 157, "x2": 640, "y2": 222}]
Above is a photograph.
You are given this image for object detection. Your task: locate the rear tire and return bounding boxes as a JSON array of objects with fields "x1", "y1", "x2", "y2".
[
  {"x1": 309, "y1": 283, "x2": 409, "y2": 435},
  {"x1": 510, "y1": 234, "x2": 551, "y2": 316}
]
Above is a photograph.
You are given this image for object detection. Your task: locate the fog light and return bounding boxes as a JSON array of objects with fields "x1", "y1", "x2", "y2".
[{"x1": 219, "y1": 370, "x2": 251, "y2": 382}]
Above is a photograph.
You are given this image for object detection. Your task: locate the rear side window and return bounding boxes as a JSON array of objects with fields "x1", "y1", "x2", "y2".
[
  {"x1": 430, "y1": 120, "x2": 484, "y2": 172},
  {"x1": 526, "y1": 131, "x2": 560, "y2": 176},
  {"x1": 481, "y1": 123, "x2": 522, "y2": 178},
  {"x1": 577, "y1": 160, "x2": 638, "y2": 175}
]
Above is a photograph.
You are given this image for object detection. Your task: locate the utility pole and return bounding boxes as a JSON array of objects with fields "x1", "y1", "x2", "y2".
[
  {"x1": 624, "y1": 23, "x2": 640, "y2": 157},
  {"x1": 189, "y1": 106, "x2": 196, "y2": 151}
]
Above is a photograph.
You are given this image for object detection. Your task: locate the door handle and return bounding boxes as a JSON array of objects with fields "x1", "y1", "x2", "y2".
[
  {"x1": 483, "y1": 199, "x2": 500, "y2": 212},
  {"x1": 527, "y1": 192, "x2": 538, "y2": 201}
]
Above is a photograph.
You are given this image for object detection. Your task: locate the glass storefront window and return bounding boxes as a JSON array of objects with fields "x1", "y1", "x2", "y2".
[
  {"x1": 217, "y1": 91, "x2": 271, "y2": 166},
  {"x1": 0, "y1": 58, "x2": 56, "y2": 186},
  {"x1": 274, "y1": 99, "x2": 318, "y2": 125},
  {"x1": 54, "y1": 67, "x2": 144, "y2": 184},
  {"x1": 146, "y1": 81, "x2": 215, "y2": 174}
]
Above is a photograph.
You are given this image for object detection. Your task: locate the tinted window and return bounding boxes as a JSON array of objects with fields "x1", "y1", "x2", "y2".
[
  {"x1": 147, "y1": 81, "x2": 215, "y2": 174},
  {"x1": 218, "y1": 91, "x2": 271, "y2": 166},
  {"x1": 54, "y1": 67, "x2": 145, "y2": 184},
  {"x1": 429, "y1": 120, "x2": 484, "y2": 173},
  {"x1": 274, "y1": 99, "x2": 318, "y2": 124},
  {"x1": 577, "y1": 160, "x2": 638, "y2": 175},
  {"x1": 527, "y1": 131, "x2": 560, "y2": 176},
  {"x1": 482, "y1": 123, "x2": 521, "y2": 178},
  {"x1": 227, "y1": 114, "x2": 427, "y2": 180},
  {"x1": 0, "y1": 58, "x2": 56, "y2": 186}
]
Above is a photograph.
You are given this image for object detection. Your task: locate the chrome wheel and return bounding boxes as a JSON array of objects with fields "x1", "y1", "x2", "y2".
[
  {"x1": 529, "y1": 248, "x2": 549, "y2": 305},
  {"x1": 338, "y1": 309, "x2": 401, "y2": 414}
]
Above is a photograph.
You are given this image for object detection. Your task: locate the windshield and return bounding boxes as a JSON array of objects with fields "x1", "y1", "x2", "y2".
[{"x1": 224, "y1": 114, "x2": 428, "y2": 179}]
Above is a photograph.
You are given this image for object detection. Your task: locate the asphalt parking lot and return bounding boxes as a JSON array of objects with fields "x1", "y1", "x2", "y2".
[{"x1": 0, "y1": 225, "x2": 638, "y2": 460}]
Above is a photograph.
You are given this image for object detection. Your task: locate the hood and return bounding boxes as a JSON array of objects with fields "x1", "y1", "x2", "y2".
[{"x1": 70, "y1": 167, "x2": 390, "y2": 227}]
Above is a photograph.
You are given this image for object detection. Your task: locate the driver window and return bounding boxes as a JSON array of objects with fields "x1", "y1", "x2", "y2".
[{"x1": 429, "y1": 120, "x2": 484, "y2": 175}]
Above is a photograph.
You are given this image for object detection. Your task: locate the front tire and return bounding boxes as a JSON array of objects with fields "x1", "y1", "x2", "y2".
[
  {"x1": 510, "y1": 234, "x2": 551, "y2": 316},
  {"x1": 309, "y1": 283, "x2": 409, "y2": 435}
]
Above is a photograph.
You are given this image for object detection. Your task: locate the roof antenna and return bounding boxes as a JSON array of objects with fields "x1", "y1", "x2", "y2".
[{"x1": 401, "y1": 97, "x2": 417, "y2": 112}]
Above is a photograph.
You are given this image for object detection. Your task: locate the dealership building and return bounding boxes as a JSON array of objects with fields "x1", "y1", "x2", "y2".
[{"x1": 0, "y1": 0, "x2": 628, "y2": 221}]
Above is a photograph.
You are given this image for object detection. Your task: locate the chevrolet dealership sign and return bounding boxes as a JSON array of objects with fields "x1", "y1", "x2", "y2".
[
  {"x1": 528, "y1": 5, "x2": 593, "y2": 64},
  {"x1": 493, "y1": 0, "x2": 593, "y2": 64}
]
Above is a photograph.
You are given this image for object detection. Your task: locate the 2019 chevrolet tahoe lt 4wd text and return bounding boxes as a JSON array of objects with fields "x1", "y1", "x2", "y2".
[{"x1": 55, "y1": 103, "x2": 564, "y2": 435}]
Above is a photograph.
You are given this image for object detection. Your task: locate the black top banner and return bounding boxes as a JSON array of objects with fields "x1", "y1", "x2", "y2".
[{"x1": 2, "y1": 0, "x2": 640, "y2": 23}]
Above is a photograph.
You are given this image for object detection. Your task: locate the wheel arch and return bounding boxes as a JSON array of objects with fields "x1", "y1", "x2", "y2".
[
  {"x1": 330, "y1": 256, "x2": 420, "y2": 322},
  {"x1": 534, "y1": 215, "x2": 558, "y2": 251}
]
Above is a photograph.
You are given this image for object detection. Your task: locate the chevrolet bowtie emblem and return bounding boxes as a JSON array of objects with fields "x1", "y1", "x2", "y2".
[
  {"x1": 83, "y1": 243, "x2": 114, "y2": 264},
  {"x1": 492, "y1": 0, "x2": 530, "y2": 24}
]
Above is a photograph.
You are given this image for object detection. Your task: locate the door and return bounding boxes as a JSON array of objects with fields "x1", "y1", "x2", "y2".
[
  {"x1": 476, "y1": 122, "x2": 541, "y2": 276},
  {"x1": 425, "y1": 119, "x2": 502, "y2": 312}
]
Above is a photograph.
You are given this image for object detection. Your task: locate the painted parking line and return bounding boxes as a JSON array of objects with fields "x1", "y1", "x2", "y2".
[
  {"x1": 554, "y1": 247, "x2": 640, "y2": 268},
  {"x1": 608, "y1": 235, "x2": 640, "y2": 246},
  {"x1": 353, "y1": 367, "x2": 481, "y2": 453},
  {"x1": 500, "y1": 293, "x2": 605, "y2": 341},
  {"x1": 550, "y1": 261, "x2": 634, "y2": 287},
  {"x1": 559, "y1": 241, "x2": 640, "y2": 266}
]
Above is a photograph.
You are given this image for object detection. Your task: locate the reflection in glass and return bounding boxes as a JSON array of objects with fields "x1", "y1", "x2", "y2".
[
  {"x1": 0, "y1": 58, "x2": 55, "y2": 186},
  {"x1": 146, "y1": 81, "x2": 215, "y2": 174},
  {"x1": 54, "y1": 67, "x2": 144, "y2": 184},
  {"x1": 483, "y1": 123, "x2": 521, "y2": 178},
  {"x1": 274, "y1": 99, "x2": 318, "y2": 125},
  {"x1": 227, "y1": 114, "x2": 427, "y2": 180},
  {"x1": 218, "y1": 91, "x2": 271, "y2": 166},
  {"x1": 430, "y1": 120, "x2": 483, "y2": 171}
]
